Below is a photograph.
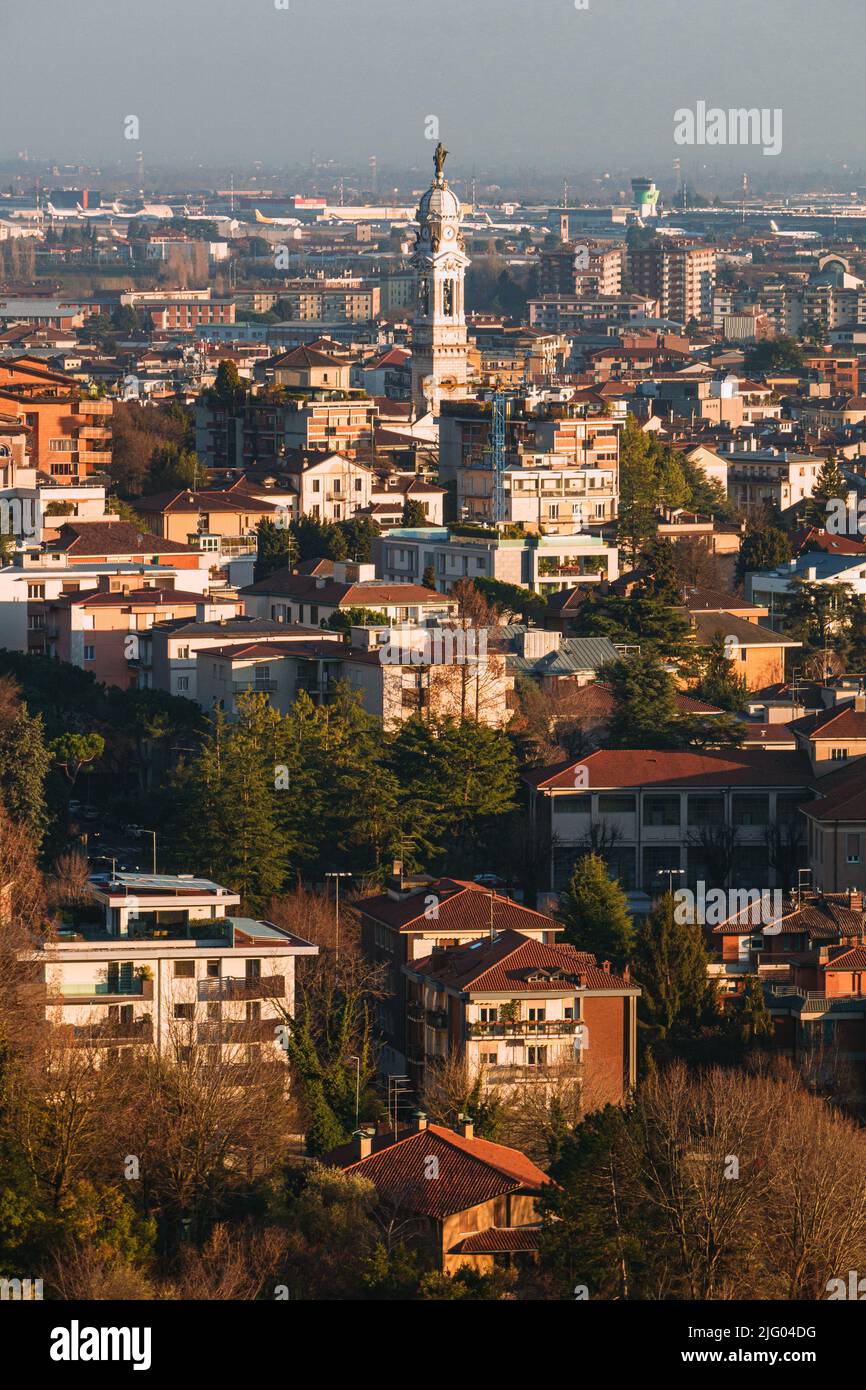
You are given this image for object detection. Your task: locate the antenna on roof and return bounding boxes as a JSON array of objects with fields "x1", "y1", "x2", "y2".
[{"x1": 489, "y1": 889, "x2": 496, "y2": 942}]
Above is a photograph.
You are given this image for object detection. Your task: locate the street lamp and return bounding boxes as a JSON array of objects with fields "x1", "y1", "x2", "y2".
[
  {"x1": 324, "y1": 872, "x2": 352, "y2": 961},
  {"x1": 657, "y1": 867, "x2": 685, "y2": 897},
  {"x1": 141, "y1": 831, "x2": 157, "y2": 875}
]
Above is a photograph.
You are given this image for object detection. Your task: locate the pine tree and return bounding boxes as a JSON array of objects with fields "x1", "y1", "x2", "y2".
[
  {"x1": 806, "y1": 451, "x2": 848, "y2": 525},
  {"x1": 617, "y1": 415, "x2": 658, "y2": 563},
  {"x1": 695, "y1": 634, "x2": 748, "y2": 713},
  {"x1": 606, "y1": 653, "x2": 681, "y2": 748},
  {"x1": 558, "y1": 853, "x2": 636, "y2": 964},
  {"x1": 635, "y1": 893, "x2": 713, "y2": 1037},
  {"x1": 642, "y1": 535, "x2": 681, "y2": 605},
  {"x1": 739, "y1": 974, "x2": 774, "y2": 1044}
]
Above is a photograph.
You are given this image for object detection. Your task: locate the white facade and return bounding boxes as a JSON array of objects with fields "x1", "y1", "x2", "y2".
[
  {"x1": 411, "y1": 145, "x2": 472, "y2": 417},
  {"x1": 32, "y1": 874, "x2": 317, "y2": 1074}
]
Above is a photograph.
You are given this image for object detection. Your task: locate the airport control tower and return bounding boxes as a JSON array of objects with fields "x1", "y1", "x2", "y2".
[{"x1": 631, "y1": 177, "x2": 660, "y2": 219}]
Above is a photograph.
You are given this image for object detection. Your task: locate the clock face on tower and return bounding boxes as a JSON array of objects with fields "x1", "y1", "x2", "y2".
[{"x1": 444, "y1": 226, "x2": 455, "y2": 240}]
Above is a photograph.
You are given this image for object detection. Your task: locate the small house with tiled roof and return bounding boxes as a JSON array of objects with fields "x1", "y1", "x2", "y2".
[{"x1": 329, "y1": 1115, "x2": 553, "y2": 1275}]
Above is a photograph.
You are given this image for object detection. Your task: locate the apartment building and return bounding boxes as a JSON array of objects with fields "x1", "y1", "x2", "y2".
[
  {"x1": 802, "y1": 765, "x2": 866, "y2": 894},
  {"x1": 275, "y1": 277, "x2": 380, "y2": 323},
  {"x1": 438, "y1": 396, "x2": 621, "y2": 489},
  {"x1": 374, "y1": 526, "x2": 618, "y2": 595},
  {"x1": 404, "y1": 930, "x2": 639, "y2": 1106},
  {"x1": 241, "y1": 563, "x2": 456, "y2": 626},
  {"x1": 539, "y1": 241, "x2": 623, "y2": 297},
  {"x1": 356, "y1": 873, "x2": 561, "y2": 1066},
  {"x1": 629, "y1": 240, "x2": 716, "y2": 325},
  {"x1": 527, "y1": 294, "x2": 659, "y2": 335},
  {"x1": 457, "y1": 451, "x2": 618, "y2": 529},
  {"x1": 45, "y1": 582, "x2": 240, "y2": 690},
  {"x1": 722, "y1": 443, "x2": 823, "y2": 514},
  {"x1": 195, "y1": 621, "x2": 512, "y2": 730},
  {"x1": 142, "y1": 298, "x2": 235, "y2": 332},
  {"x1": 31, "y1": 873, "x2": 317, "y2": 1077},
  {"x1": 526, "y1": 748, "x2": 815, "y2": 895},
  {"x1": 145, "y1": 615, "x2": 328, "y2": 700},
  {"x1": 134, "y1": 485, "x2": 285, "y2": 546},
  {"x1": 0, "y1": 357, "x2": 112, "y2": 480},
  {"x1": 0, "y1": 523, "x2": 213, "y2": 652},
  {"x1": 196, "y1": 395, "x2": 379, "y2": 469}
]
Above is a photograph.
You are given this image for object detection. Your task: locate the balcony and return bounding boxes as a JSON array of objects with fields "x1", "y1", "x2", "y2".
[
  {"x1": 225, "y1": 1060, "x2": 288, "y2": 1084},
  {"x1": 74, "y1": 398, "x2": 112, "y2": 416},
  {"x1": 77, "y1": 450, "x2": 113, "y2": 466},
  {"x1": 196, "y1": 1018, "x2": 280, "y2": 1044},
  {"x1": 426, "y1": 1009, "x2": 448, "y2": 1030},
  {"x1": 66, "y1": 1017, "x2": 153, "y2": 1046},
  {"x1": 52, "y1": 979, "x2": 153, "y2": 1004},
  {"x1": 468, "y1": 1019, "x2": 578, "y2": 1039},
  {"x1": 197, "y1": 974, "x2": 285, "y2": 1003},
  {"x1": 233, "y1": 680, "x2": 278, "y2": 695}
]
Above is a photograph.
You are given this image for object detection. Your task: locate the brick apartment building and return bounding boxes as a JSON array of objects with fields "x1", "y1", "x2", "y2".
[{"x1": 0, "y1": 357, "x2": 112, "y2": 480}]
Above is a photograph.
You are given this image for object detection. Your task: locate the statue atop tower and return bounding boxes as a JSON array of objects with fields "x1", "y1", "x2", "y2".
[{"x1": 411, "y1": 142, "x2": 471, "y2": 418}]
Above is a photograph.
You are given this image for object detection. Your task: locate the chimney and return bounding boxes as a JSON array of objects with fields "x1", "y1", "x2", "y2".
[
  {"x1": 353, "y1": 1129, "x2": 374, "y2": 1159},
  {"x1": 847, "y1": 888, "x2": 863, "y2": 912},
  {"x1": 456, "y1": 1115, "x2": 474, "y2": 1141},
  {"x1": 413, "y1": 1111, "x2": 428, "y2": 1132},
  {"x1": 576, "y1": 970, "x2": 588, "y2": 989},
  {"x1": 602, "y1": 959, "x2": 611, "y2": 973}
]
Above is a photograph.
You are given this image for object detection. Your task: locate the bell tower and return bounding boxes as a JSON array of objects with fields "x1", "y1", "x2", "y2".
[{"x1": 411, "y1": 142, "x2": 471, "y2": 418}]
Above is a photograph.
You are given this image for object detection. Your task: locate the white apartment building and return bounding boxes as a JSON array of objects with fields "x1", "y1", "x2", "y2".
[
  {"x1": 457, "y1": 450, "x2": 617, "y2": 529},
  {"x1": 31, "y1": 873, "x2": 317, "y2": 1075},
  {"x1": 374, "y1": 526, "x2": 619, "y2": 595}
]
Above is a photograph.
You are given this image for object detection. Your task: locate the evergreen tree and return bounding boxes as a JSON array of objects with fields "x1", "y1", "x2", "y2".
[
  {"x1": 739, "y1": 974, "x2": 774, "y2": 1044},
  {"x1": 735, "y1": 524, "x2": 792, "y2": 586},
  {"x1": 635, "y1": 893, "x2": 713, "y2": 1037},
  {"x1": 806, "y1": 452, "x2": 848, "y2": 526},
  {"x1": 213, "y1": 359, "x2": 244, "y2": 405},
  {"x1": 558, "y1": 852, "x2": 635, "y2": 963},
  {"x1": 694, "y1": 634, "x2": 748, "y2": 713},
  {"x1": 0, "y1": 697, "x2": 50, "y2": 844},
  {"x1": 254, "y1": 518, "x2": 296, "y2": 581},
  {"x1": 616, "y1": 416, "x2": 658, "y2": 563},
  {"x1": 605, "y1": 654, "x2": 681, "y2": 748},
  {"x1": 401, "y1": 497, "x2": 429, "y2": 527},
  {"x1": 642, "y1": 535, "x2": 681, "y2": 605},
  {"x1": 421, "y1": 565, "x2": 437, "y2": 590},
  {"x1": 291, "y1": 514, "x2": 349, "y2": 563}
]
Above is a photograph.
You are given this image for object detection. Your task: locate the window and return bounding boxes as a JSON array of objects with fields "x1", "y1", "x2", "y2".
[
  {"x1": 688, "y1": 794, "x2": 725, "y2": 827},
  {"x1": 643, "y1": 795, "x2": 681, "y2": 828},
  {"x1": 598, "y1": 794, "x2": 636, "y2": 816},
  {"x1": 27, "y1": 583, "x2": 45, "y2": 600},
  {"x1": 527, "y1": 1046, "x2": 548, "y2": 1068},
  {"x1": 553, "y1": 793, "x2": 591, "y2": 814},
  {"x1": 174, "y1": 1003, "x2": 194, "y2": 1020},
  {"x1": 173, "y1": 961, "x2": 195, "y2": 978},
  {"x1": 479, "y1": 1007, "x2": 498, "y2": 1022},
  {"x1": 732, "y1": 794, "x2": 769, "y2": 827},
  {"x1": 480, "y1": 1050, "x2": 498, "y2": 1066},
  {"x1": 206, "y1": 960, "x2": 220, "y2": 978},
  {"x1": 84, "y1": 645, "x2": 95, "y2": 662},
  {"x1": 528, "y1": 1007, "x2": 546, "y2": 1021},
  {"x1": 177, "y1": 676, "x2": 189, "y2": 692},
  {"x1": 176, "y1": 645, "x2": 190, "y2": 659},
  {"x1": 831, "y1": 748, "x2": 849, "y2": 761},
  {"x1": 847, "y1": 834, "x2": 861, "y2": 865}
]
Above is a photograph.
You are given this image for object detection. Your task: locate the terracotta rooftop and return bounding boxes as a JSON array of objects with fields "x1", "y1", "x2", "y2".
[
  {"x1": 357, "y1": 878, "x2": 558, "y2": 936},
  {"x1": 332, "y1": 1122, "x2": 552, "y2": 1219}
]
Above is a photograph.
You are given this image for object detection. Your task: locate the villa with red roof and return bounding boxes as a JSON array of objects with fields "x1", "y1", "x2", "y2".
[{"x1": 329, "y1": 1114, "x2": 553, "y2": 1275}]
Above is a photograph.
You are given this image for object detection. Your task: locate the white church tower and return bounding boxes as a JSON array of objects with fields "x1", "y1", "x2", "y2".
[{"x1": 411, "y1": 142, "x2": 472, "y2": 418}]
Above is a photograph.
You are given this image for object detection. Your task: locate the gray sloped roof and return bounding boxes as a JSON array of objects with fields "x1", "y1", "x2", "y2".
[{"x1": 509, "y1": 636, "x2": 622, "y2": 677}]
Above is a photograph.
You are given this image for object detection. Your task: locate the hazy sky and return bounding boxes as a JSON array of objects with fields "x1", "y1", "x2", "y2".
[{"x1": 0, "y1": 0, "x2": 863, "y2": 177}]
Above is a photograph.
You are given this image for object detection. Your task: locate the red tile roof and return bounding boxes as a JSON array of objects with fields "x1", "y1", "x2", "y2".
[
  {"x1": 824, "y1": 946, "x2": 866, "y2": 971},
  {"x1": 525, "y1": 747, "x2": 814, "y2": 791},
  {"x1": 47, "y1": 521, "x2": 200, "y2": 557},
  {"x1": 357, "y1": 878, "x2": 558, "y2": 936},
  {"x1": 408, "y1": 928, "x2": 635, "y2": 994},
  {"x1": 789, "y1": 703, "x2": 866, "y2": 740},
  {"x1": 240, "y1": 570, "x2": 447, "y2": 607},
  {"x1": 451, "y1": 1227, "x2": 542, "y2": 1254},
  {"x1": 334, "y1": 1123, "x2": 551, "y2": 1218}
]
